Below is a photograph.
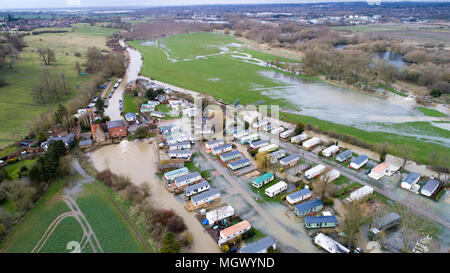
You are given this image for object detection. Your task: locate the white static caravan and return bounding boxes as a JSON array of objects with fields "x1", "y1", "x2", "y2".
[
  {"x1": 239, "y1": 133, "x2": 259, "y2": 144},
  {"x1": 346, "y1": 185, "x2": 374, "y2": 202},
  {"x1": 270, "y1": 127, "x2": 285, "y2": 135},
  {"x1": 265, "y1": 181, "x2": 288, "y2": 198},
  {"x1": 174, "y1": 172, "x2": 202, "y2": 188},
  {"x1": 258, "y1": 143, "x2": 278, "y2": 153},
  {"x1": 269, "y1": 150, "x2": 287, "y2": 161},
  {"x1": 322, "y1": 169, "x2": 340, "y2": 182},
  {"x1": 280, "y1": 129, "x2": 295, "y2": 139},
  {"x1": 211, "y1": 144, "x2": 232, "y2": 155},
  {"x1": 190, "y1": 189, "x2": 220, "y2": 207},
  {"x1": 400, "y1": 172, "x2": 421, "y2": 191},
  {"x1": 314, "y1": 233, "x2": 350, "y2": 253},
  {"x1": 166, "y1": 135, "x2": 189, "y2": 145},
  {"x1": 168, "y1": 140, "x2": 191, "y2": 151},
  {"x1": 163, "y1": 167, "x2": 189, "y2": 181},
  {"x1": 169, "y1": 149, "x2": 193, "y2": 159},
  {"x1": 205, "y1": 205, "x2": 235, "y2": 226},
  {"x1": 350, "y1": 155, "x2": 369, "y2": 170},
  {"x1": 218, "y1": 220, "x2": 251, "y2": 246},
  {"x1": 205, "y1": 139, "x2": 225, "y2": 150},
  {"x1": 184, "y1": 181, "x2": 210, "y2": 197},
  {"x1": 291, "y1": 133, "x2": 309, "y2": 144},
  {"x1": 286, "y1": 188, "x2": 312, "y2": 205},
  {"x1": 368, "y1": 163, "x2": 389, "y2": 180},
  {"x1": 303, "y1": 137, "x2": 321, "y2": 148},
  {"x1": 322, "y1": 145, "x2": 339, "y2": 157},
  {"x1": 305, "y1": 164, "x2": 326, "y2": 180},
  {"x1": 279, "y1": 154, "x2": 300, "y2": 167},
  {"x1": 250, "y1": 139, "x2": 269, "y2": 149}
]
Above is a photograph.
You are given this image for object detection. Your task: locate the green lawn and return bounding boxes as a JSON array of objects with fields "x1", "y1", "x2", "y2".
[
  {"x1": 4, "y1": 159, "x2": 38, "y2": 179},
  {"x1": 280, "y1": 112, "x2": 450, "y2": 166},
  {"x1": 417, "y1": 107, "x2": 448, "y2": 117},
  {"x1": 0, "y1": 24, "x2": 119, "y2": 148},
  {"x1": 249, "y1": 179, "x2": 284, "y2": 203},
  {"x1": 123, "y1": 94, "x2": 139, "y2": 114}
]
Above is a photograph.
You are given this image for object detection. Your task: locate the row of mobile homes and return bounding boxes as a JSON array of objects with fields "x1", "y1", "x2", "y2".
[
  {"x1": 218, "y1": 220, "x2": 252, "y2": 246},
  {"x1": 369, "y1": 212, "x2": 401, "y2": 240},
  {"x1": 346, "y1": 185, "x2": 374, "y2": 202},
  {"x1": 258, "y1": 143, "x2": 278, "y2": 153},
  {"x1": 286, "y1": 188, "x2": 312, "y2": 204},
  {"x1": 279, "y1": 154, "x2": 300, "y2": 167},
  {"x1": 184, "y1": 181, "x2": 210, "y2": 197},
  {"x1": 220, "y1": 150, "x2": 243, "y2": 162},
  {"x1": 228, "y1": 158, "x2": 251, "y2": 171},
  {"x1": 169, "y1": 149, "x2": 193, "y2": 159},
  {"x1": 305, "y1": 164, "x2": 326, "y2": 179},
  {"x1": 234, "y1": 130, "x2": 249, "y2": 139},
  {"x1": 400, "y1": 172, "x2": 421, "y2": 190},
  {"x1": 265, "y1": 181, "x2": 287, "y2": 197},
  {"x1": 250, "y1": 139, "x2": 269, "y2": 149},
  {"x1": 203, "y1": 205, "x2": 235, "y2": 226},
  {"x1": 421, "y1": 179, "x2": 441, "y2": 197},
  {"x1": 336, "y1": 150, "x2": 352, "y2": 162},
  {"x1": 239, "y1": 133, "x2": 259, "y2": 144},
  {"x1": 305, "y1": 216, "x2": 338, "y2": 229},
  {"x1": 163, "y1": 167, "x2": 189, "y2": 181},
  {"x1": 291, "y1": 133, "x2": 308, "y2": 144},
  {"x1": 314, "y1": 233, "x2": 350, "y2": 253},
  {"x1": 174, "y1": 172, "x2": 202, "y2": 188},
  {"x1": 269, "y1": 150, "x2": 287, "y2": 161},
  {"x1": 252, "y1": 173, "x2": 275, "y2": 188},
  {"x1": 294, "y1": 198, "x2": 323, "y2": 216},
  {"x1": 323, "y1": 169, "x2": 340, "y2": 182},
  {"x1": 212, "y1": 144, "x2": 232, "y2": 155},
  {"x1": 369, "y1": 162, "x2": 389, "y2": 180},
  {"x1": 322, "y1": 145, "x2": 339, "y2": 157},
  {"x1": 190, "y1": 189, "x2": 221, "y2": 207},
  {"x1": 303, "y1": 137, "x2": 321, "y2": 148},
  {"x1": 168, "y1": 140, "x2": 191, "y2": 150},
  {"x1": 280, "y1": 129, "x2": 295, "y2": 139},
  {"x1": 205, "y1": 139, "x2": 225, "y2": 150},
  {"x1": 271, "y1": 127, "x2": 285, "y2": 135},
  {"x1": 239, "y1": 236, "x2": 277, "y2": 253},
  {"x1": 350, "y1": 155, "x2": 368, "y2": 169}
]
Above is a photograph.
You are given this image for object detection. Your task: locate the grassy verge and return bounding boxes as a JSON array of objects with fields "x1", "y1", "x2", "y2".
[{"x1": 417, "y1": 107, "x2": 448, "y2": 117}]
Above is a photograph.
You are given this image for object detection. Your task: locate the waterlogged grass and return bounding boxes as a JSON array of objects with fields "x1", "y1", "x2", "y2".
[
  {"x1": 417, "y1": 107, "x2": 448, "y2": 117},
  {"x1": 280, "y1": 112, "x2": 450, "y2": 166}
]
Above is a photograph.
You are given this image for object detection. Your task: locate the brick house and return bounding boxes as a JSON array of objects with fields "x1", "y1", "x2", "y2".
[
  {"x1": 107, "y1": 120, "x2": 127, "y2": 138},
  {"x1": 91, "y1": 123, "x2": 109, "y2": 143}
]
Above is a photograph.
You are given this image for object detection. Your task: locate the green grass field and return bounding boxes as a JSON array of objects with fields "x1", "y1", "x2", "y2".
[
  {"x1": 123, "y1": 94, "x2": 139, "y2": 114},
  {"x1": 0, "y1": 175, "x2": 149, "y2": 253},
  {"x1": 4, "y1": 159, "x2": 38, "y2": 179},
  {"x1": 0, "y1": 24, "x2": 120, "y2": 148},
  {"x1": 417, "y1": 107, "x2": 448, "y2": 117}
]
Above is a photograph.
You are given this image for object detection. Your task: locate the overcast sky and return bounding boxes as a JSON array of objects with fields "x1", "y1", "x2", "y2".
[{"x1": 1, "y1": 0, "x2": 448, "y2": 10}]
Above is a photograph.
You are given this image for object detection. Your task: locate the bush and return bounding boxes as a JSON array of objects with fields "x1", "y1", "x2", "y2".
[
  {"x1": 249, "y1": 150, "x2": 258, "y2": 158},
  {"x1": 161, "y1": 232, "x2": 181, "y2": 253},
  {"x1": 220, "y1": 244, "x2": 230, "y2": 253},
  {"x1": 74, "y1": 52, "x2": 81, "y2": 57},
  {"x1": 5, "y1": 158, "x2": 18, "y2": 164},
  {"x1": 323, "y1": 197, "x2": 334, "y2": 206},
  {"x1": 166, "y1": 215, "x2": 187, "y2": 233}
]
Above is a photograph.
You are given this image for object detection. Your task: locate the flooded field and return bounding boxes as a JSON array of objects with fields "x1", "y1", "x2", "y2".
[
  {"x1": 258, "y1": 71, "x2": 450, "y2": 147},
  {"x1": 372, "y1": 51, "x2": 409, "y2": 69},
  {"x1": 89, "y1": 140, "x2": 220, "y2": 253}
]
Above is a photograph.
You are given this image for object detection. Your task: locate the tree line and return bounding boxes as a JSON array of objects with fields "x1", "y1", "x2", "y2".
[{"x1": 0, "y1": 33, "x2": 26, "y2": 86}]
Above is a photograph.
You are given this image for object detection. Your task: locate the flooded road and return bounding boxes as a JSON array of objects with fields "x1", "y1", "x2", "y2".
[{"x1": 89, "y1": 140, "x2": 220, "y2": 253}]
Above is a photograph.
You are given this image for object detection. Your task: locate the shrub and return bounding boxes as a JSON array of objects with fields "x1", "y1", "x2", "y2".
[
  {"x1": 220, "y1": 244, "x2": 230, "y2": 253},
  {"x1": 5, "y1": 158, "x2": 18, "y2": 164},
  {"x1": 166, "y1": 215, "x2": 187, "y2": 234},
  {"x1": 160, "y1": 232, "x2": 181, "y2": 253},
  {"x1": 74, "y1": 52, "x2": 81, "y2": 57}
]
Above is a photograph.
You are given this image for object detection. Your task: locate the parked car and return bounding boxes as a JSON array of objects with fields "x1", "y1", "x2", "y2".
[
  {"x1": 108, "y1": 93, "x2": 113, "y2": 98},
  {"x1": 364, "y1": 169, "x2": 371, "y2": 174}
]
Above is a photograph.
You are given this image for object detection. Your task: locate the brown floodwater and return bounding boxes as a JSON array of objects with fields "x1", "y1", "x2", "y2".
[{"x1": 89, "y1": 140, "x2": 220, "y2": 253}]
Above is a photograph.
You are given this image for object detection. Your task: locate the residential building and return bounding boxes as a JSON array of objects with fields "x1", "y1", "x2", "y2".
[
  {"x1": 335, "y1": 150, "x2": 352, "y2": 162},
  {"x1": 294, "y1": 198, "x2": 323, "y2": 216},
  {"x1": 322, "y1": 145, "x2": 339, "y2": 157},
  {"x1": 174, "y1": 172, "x2": 202, "y2": 188},
  {"x1": 305, "y1": 164, "x2": 326, "y2": 179},
  {"x1": 218, "y1": 220, "x2": 251, "y2": 246},
  {"x1": 205, "y1": 139, "x2": 225, "y2": 150},
  {"x1": 184, "y1": 180, "x2": 210, "y2": 197},
  {"x1": 228, "y1": 158, "x2": 251, "y2": 171},
  {"x1": 239, "y1": 133, "x2": 259, "y2": 144},
  {"x1": 252, "y1": 172, "x2": 274, "y2": 188},
  {"x1": 291, "y1": 133, "x2": 308, "y2": 144},
  {"x1": 350, "y1": 155, "x2": 368, "y2": 169},
  {"x1": 169, "y1": 149, "x2": 193, "y2": 159},
  {"x1": 250, "y1": 139, "x2": 270, "y2": 149},
  {"x1": 151, "y1": 111, "x2": 165, "y2": 118},
  {"x1": 163, "y1": 167, "x2": 189, "y2": 181},
  {"x1": 421, "y1": 179, "x2": 441, "y2": 197},
  {"x1": 369, "y1": 212, "x2": 401, "y2": 239},
  {"x1": 346, "y1": 185, "x2": 374, "y2": 202},
  {"x1": 91, "y1": 123, "x2": 109, "y2": 143},
  {"x1": 314, "y1": 233, "x2": 350, "y2": 253},
  {"x1": 212, "y1": 144, "x2": 232, "y2": 155},
  {"x1": 191, "y1": 189, "x2": 220, "y2": 207},
  {"x1": 265, "y1": 181, "x2": 287, "y2": 197},
  {"x1": 239, "y1": 236, "x2": 276, "y2": 253},
  {"x1": 204, "y1": 205, "x2": 234, "y2": 226},
  {"x1": 303, "y1": 137, "x2": 321, "y2": 148},
  {"x1": 305, "y1": 216, "x2": 338, "y2": 229},
  {"x1": 107, "y1": 120, "x2": 127, "y2": 138},
  {"x1": 286, "y1": 188, "x2": 312, "y2": 204},
  {"x1": 369, "y1": 163, "x2": 389, "y2": 180},
  {"x1": 279, "y1": 154, "x2": 300, "y2": 167},
  {"x1": 280, "y1": 129, "x2": 295, "y2": 139},
  {"x1": 219, "y1": 150, "x2": 242, "y2": 162},
  {"x1": 269, "y1": 149, "x2": 286, "y2": 161},
  {"x1": 400, "y1": 172, "x2": 421, "y2": 190},
  {"x1": 168, "y1": 140, "x2": 191, "y2": 150}
]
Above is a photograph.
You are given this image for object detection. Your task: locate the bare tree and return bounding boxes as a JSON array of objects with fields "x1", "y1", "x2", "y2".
[
  {"x1": 342, "y1": 201, "x2": 369, "y2": 248},
  {"x1": 37, "y1": 48, "x2": 56, "y2": 65}
]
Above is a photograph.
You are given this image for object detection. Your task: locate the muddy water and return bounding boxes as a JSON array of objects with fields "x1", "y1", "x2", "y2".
[{"x1": 89, "y1": 140, "x2": 220, "y2": 253}]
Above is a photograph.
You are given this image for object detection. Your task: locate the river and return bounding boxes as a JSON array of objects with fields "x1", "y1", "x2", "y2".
[{"x1": 89, "y1": 140, "x2": 220, "y2": 253}]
